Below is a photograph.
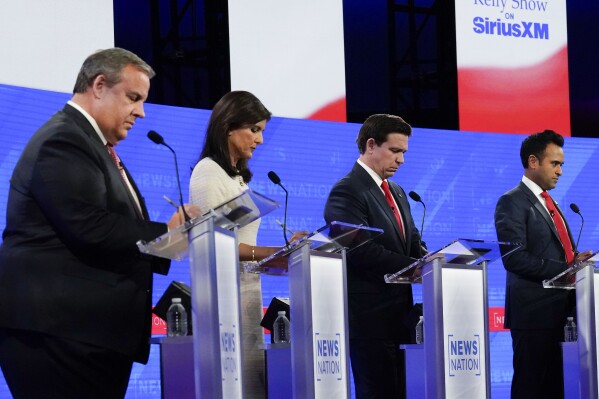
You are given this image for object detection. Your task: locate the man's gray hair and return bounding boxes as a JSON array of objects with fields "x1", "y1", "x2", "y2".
[{"x1": 73, "y1": 47, "x2": 155, "y2": 94}]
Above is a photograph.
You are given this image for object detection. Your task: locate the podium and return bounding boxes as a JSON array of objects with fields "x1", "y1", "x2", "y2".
[
  {"x1": 247, "y1": 221, "x2": 383, "y2": 399},
  {"x1": 137, "y1": 190, "x2": 279, "y2": 399},
  {"x1": 385, "y1": 239, "x2": 521, "y2": 399},
  {"x1": 543, "y1": 250, "x2": 599, "y2": 399}
]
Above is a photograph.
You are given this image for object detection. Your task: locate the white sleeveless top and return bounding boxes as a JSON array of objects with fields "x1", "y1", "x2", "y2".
[{"x1": 189, "y1": 157, "x2": 260, "y2": 244}]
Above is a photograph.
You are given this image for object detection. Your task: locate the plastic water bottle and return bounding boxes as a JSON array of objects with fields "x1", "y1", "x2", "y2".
[
  {"x1": 564, "y1": 317, "x2": 577, "y2": 342},
  {"x1": 415, "y1": 316, "x2": 424, "y2": 344},
  {"x1": 166, "y1": 297, "x2": 188, "y2": 337},
  {"x1": 273, "y1": 311, "x2": 290, "y2": 343}
]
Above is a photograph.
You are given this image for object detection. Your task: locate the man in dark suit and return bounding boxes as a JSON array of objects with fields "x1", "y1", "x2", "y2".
[
  {"x1": 324, "y1": 114, "x2": 425, "y2": 398},
  {"x1": 0, "y1": 48, "x2": 199, "y2": 398},
  {"x1": 494, "y1": 130, "x2": 591, "y2": 399}
]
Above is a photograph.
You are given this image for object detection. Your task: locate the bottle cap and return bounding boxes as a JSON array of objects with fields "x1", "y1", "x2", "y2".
[
  {"x1": 567, "y1": 316, "x2": 573, "y2": 320},
  {"x1": 278, "y1": 311, "x2": 286, "y2": 316},
  {"x1": 172, "y1": 298, "x2": 182, "y2": 303}
]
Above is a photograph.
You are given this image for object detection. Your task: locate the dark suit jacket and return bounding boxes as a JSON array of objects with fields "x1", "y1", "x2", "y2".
[
  {"x1": 495, "y1": 181, "x2": 575, "y2": 330},
  {"x1": 324, "y1": 162, "x2": 424, "y2": 341},
  {"x1": 0, "y1": 104, "x2": 169, "y2": 363}
]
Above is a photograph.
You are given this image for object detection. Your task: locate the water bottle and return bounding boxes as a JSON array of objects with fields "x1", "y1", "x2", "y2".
[
  {"x1": 166, "y1": 297, "x2": 188, "y2": 337},
  {"x1": 273, "y1": 310, "x2": 290, "y2": 343},
  {"x1": 564, "y1": 317, "x2": 577, "y2": 342},
  {"x1": 415, "y1": 316, "x2": 424, "y2": 344}
]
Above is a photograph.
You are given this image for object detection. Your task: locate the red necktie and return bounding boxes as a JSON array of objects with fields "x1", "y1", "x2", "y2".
[
  {"x1": 381, "y1": 180, "x2": 405, "y2": 239},
  {"x1": 107, "y1": 144, "x2": 144, "y2": 220},
  {"x1": 541, "y1": 191, "x2": 574, "y2": 264},
  {"x1": 106, "y1": 144, "x2": 128, "y2": 183}
]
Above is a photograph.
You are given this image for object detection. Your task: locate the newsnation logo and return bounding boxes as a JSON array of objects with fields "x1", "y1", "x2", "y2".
[
  {"x1": 315, "y1": 332, "x2": 343, "y2": 381},
  {"x1": 447, "y1": 334, "x2": 482, "y2": 377},
  {"x1": 221, "y1": 328, "x2": 239, "y2": 380}
]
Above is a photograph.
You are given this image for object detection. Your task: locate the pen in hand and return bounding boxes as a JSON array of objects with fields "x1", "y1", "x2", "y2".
[
  {"x1": 275, "y1": 219, "x2": 294, "y2": 235},
  {"x1": 163, "y1": 195, "x2": 179, "y2": 209}
]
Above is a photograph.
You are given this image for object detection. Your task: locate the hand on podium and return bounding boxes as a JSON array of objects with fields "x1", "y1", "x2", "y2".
[
  {"x1": 573, "y1": 250, "x2": 593, "y2": 265},
  {"x1": 289, "y1": 230, "x2": 309, "y2": 243},
  {"x1": 166, "y1": 204, "x2": 201, "y2": 230},
  {"x1": 423, "y1": 251, "x2": 445, "y2": 263},
  {"x1": 255, "y1": 230, "x2": 310, "y2": 271},
  {"x1": 411, "y1": 252, "x2": 446, "y2": 278}
]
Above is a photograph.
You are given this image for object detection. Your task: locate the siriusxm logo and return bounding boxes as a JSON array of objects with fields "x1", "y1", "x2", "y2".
[
  {"x1": 315, "y1": 333, "x2": 343, "y2": 381},
  {"x1": 447, "y1": 334, "x2": 482, "y2": 377},
  {"x1": 473, "y1": 0, "x2": 548, "y2": 13},
  {"x1": 473, "y1": 17, "x2": 549, "y2": 40}
]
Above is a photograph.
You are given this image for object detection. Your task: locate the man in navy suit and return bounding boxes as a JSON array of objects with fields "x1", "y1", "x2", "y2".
[
  {"x1": 495, "y1": 130, "x2": 591, "y2": 399},
  {"x1": 0, "y1": 48, "x2": 199, "y2": 398},
  {"x1": 324, "y1": 114, "x2": 425, "y2": 398}
]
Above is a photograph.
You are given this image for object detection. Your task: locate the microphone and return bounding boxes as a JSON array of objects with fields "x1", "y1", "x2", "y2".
[
  {"x1": 147, "y1": 130, "x2": 190, "y2": 221},
  {"x1": 570, "y1": 203, "x2": 584, "y2": 253},
  {"x1": 268, "y1": 171, "x2": 291, "y2": 248},
  {"x1": 408, "y1": 190, "x2": 427, "y2": 256}
]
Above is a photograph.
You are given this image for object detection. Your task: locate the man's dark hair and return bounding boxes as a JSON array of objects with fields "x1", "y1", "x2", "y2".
[
  {"x1": 198, "y1": 90, "x2": 272, "y2": 183},
  {"x1": 356, "y1": 114, "x2": 412, "y2": 154},
  {"x1": 520, "y1": 129, "x2": 564, "y2": 169}
]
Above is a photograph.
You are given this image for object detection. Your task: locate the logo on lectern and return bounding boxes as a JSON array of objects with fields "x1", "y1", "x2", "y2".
[
  {"x1": 220, "y1": 327, "x2": 239, "y2": 381},
  {"x1": 314, "y1": 332, "x2": 343, "y2": 381},
  {"x1": 447, "y1": 334, "x2": 481, "y2": 377}
]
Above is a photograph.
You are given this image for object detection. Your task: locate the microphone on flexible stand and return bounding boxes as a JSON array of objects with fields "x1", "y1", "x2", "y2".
[
  {"x1": 147, "y1": 130, "x2": 190, "y2": 221},
  {"x1": 569, "y1": 203, "x2": 584, "y2": 253},
  {"x1": 408, "y1": 190, "x2": 427, "y2": 256},
  {"x1": 267, "y1": 171, "x2": 291, "y2": 248}
]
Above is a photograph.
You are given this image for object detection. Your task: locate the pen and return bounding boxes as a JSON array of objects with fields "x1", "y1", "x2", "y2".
[
  {"x1": 275, "y1": 219, "x2": 294, "y2": 235},
  {"x1": 163, "y1": 195, "x2": 179, "y2": 209}
]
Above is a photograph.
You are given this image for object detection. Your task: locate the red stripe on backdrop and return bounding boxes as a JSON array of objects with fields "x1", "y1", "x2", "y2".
[
  {"x1": 488, "y1": 307, "x2": 509, "y2": 332},
  {"x1": 152, "y1": 307, "x2": 509, "y2": 334},
  {"x1": 458, "y1": 47, "x2": 570, "y2": 136},
  {"x1": 307, "y1": 97, "x2": 347, "y2": 122},
  {"x1": 152, "y1": 311, "x2": 167, "y2": 335}
]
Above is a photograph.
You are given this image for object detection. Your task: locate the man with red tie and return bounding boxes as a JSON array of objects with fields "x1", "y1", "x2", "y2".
[
  {"x1": 324, "y1": 114, "x2": 426, "y2": 398},
  {"x1": 494, "y1": 130, "x2": 592, "y2": 399}
]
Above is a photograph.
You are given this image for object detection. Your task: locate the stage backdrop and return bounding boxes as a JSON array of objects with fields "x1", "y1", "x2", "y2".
[
  {"x1": 228, "y1": 0, "x2": 347, "y2": 122},
  {"x1": 455, "y1": 0, "x2": 571, "y2": 135},
  {"x1": 1, "y1": 84, "x2": 598, "y2": 398},
  {"x1": 0, "y1": 1, "x2": 114, "y2": 93}
]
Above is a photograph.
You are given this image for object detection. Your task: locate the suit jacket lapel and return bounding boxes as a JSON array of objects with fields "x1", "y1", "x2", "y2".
[
  {"x1": 121, "y1": 163, "x2": 146, "y2": 220},
  {"x1": 64, "y1": 104, "x2": 146, "y2": 220},
  {"x1": 543, "y1": 191, "x2": 576, "y2": 245},
  {"x1": 353, "y1": 164, "x2": 407, "y2": 249},
  {"x1": 369, "y1": 182, "x2": 403, "y2": 239},
  {"x1": 389, "y1": 183, "x2": 410, "y2": 250},
  {"x1": 519, "y1": 182, "x2": 561, "y2": 243}
]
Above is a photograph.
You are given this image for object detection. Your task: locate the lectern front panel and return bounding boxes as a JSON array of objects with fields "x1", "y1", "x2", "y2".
[{"x1": 441, "y1": 267, "x2": 487, "y2": 398}]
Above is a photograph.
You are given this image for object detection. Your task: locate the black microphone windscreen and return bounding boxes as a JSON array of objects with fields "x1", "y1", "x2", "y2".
[
  {"x1": 147, "y1": 130, "x2": 164, "y2": 145},
  {"x1": 570, "y1": 203, "x2": 580, "y2": 214},
  {"x1": 409, "y1": 191, "x2": 422, "y2": 202},
  {"x1": 268, "y1": 171, "x2": 281, "y2": 185}
]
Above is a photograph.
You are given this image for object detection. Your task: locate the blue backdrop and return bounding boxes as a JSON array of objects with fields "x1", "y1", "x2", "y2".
[{"x1": 1, "y1": 84, "x2": 598, "y2": 398}]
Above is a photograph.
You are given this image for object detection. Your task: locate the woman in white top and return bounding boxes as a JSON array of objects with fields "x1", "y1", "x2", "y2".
[{"x1": 189, "y1": 91, "x2": 304, "y2": 398}]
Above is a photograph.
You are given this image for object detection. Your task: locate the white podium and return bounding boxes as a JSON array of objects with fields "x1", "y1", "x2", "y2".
[
  {"x1": 248, "y1": 221, "x2": 383, "y2": 399},
  {"x1": 385, "y1": 239, "x2": 521, "y2": 399},
  {"x1": 137, "y1": 190, "x2": 278, "y2": 399},
  {"x1": 544, "y1": 250, "x2": 599, "y2": 399}
]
